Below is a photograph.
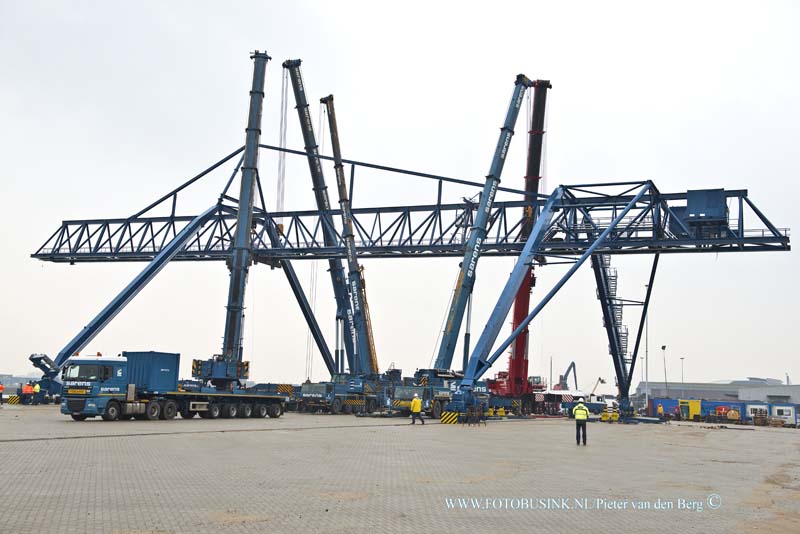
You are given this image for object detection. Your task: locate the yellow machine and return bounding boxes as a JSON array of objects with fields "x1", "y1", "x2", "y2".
[{"x1": 679, "y1": 399, "x2": 701, "y2": 421}]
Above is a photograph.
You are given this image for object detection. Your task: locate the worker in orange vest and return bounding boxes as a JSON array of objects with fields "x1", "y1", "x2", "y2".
[
  {"x1": 0, "y1": 382, "x2": 4, "y2": 405},
  {"x1": 21, "y1": 382, "x2": 34, "y2": 404}
]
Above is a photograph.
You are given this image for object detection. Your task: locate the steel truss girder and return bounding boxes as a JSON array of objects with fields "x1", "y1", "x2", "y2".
[{"x1": 33, "y1": 186, "x2": 790, "y2": 264}]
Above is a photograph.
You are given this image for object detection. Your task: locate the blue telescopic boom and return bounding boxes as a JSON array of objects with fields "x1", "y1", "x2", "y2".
[
  {"x1": 283, "y1": 59, "x2": 359, "y2": 374},
  {"x1": 433, "y1": 75, "x2": 533, "y2": 370}
]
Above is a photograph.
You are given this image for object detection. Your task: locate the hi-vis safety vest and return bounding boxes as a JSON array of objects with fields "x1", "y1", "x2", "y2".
[
  {"x1": 573, "y1": 403, "x2": 589, "y2": 421},
  {"x1": 410, "y1": 397, "x2": 422, "y2": 413}
]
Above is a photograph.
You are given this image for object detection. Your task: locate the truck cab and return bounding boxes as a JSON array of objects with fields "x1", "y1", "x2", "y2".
[{"x1": 60, "y1": 355, "x2": 128, "y2": 420}]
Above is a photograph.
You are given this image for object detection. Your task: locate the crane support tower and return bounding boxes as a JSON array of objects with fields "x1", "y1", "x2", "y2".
[
  {"x1": 321, "y1": 94, "x2": 379, "y2": 375},
  {"x1": 213, "y1": 51, "x2": 271, "y2": 389},
  {"x1": 283, "y1": 59, "x2": 360, "y2": 374},
  {"x1": 433, "y1": 74, "x2": 534, "y2": 370}
]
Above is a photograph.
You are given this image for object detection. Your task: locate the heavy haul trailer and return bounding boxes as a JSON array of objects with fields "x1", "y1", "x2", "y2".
[
  {"x1": 248, "y1": 382, "x2": 300, "y2": 411},
  {"x1": 61, "y1": 352, "x2": 285, "y2": 421},
  {"x1": 300, "y1": 373, "x2": 394, "y2": 414}
]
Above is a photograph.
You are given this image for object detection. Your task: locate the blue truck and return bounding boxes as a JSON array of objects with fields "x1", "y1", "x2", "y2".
[
  {"x1": 60, "y1": 351, "x2": 286, "y2": 421},
  {"x1": 300, "y1": 373, "x2": 396, "y2": 414}
]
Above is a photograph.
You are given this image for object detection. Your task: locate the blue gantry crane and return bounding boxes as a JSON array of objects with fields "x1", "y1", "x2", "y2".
[{"x1": 27, "y1": 53, "x2": 790, "y2": 414}]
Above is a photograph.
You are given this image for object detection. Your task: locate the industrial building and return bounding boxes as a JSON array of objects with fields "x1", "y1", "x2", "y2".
[{"x1": 633, "y1": 378, "x2": 785, "y2": 402}]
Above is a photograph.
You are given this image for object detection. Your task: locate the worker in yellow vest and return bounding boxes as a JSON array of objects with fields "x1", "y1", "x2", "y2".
[
  {"x1": 410, "y1": 393, "x2": 425, "y2": 425},
  {"x1": 572, "y1": 398, "x2": 590, "y2": 446}
]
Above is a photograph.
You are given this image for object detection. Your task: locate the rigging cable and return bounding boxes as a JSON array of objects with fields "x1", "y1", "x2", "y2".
[{"x1": 428, "y1": 268, "x2": 465, "y2": 368}]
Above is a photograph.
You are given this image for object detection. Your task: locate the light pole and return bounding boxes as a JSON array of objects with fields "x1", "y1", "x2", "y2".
[
  {"x1": 661, "y1": 345, "x2": 668, "y2": 398},
  {"x1": 644, "y1": 284, "x2": 650, "y2": 409},
  {"x1": 680, "y1": 356, "x2": 685, "y2": 398}
]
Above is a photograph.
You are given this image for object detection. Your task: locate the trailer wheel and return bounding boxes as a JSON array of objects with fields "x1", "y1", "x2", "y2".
[
  {"x1": 162, "y1": 400, "x2": 177, "y2": 420},
  {"x1": 222, "y1": 403, "x2": 238, "y2": 418},
  {"x1": 71, "y1": 414, "x2": 88, "y2": 421},
  {"x1": 253, "y1": 404, "x2": 268, "y2": 418},
  {"x1": 432, "y1": 401, "x2": 442, "y2": 420},
  {"x1": 268, "y1": 403, "x2": 281, "y2": 418},
  {"x1": 102, "y1": 401, "x2": 121, "y2": 421},
  {"x1": 239, "y1": 403, "x2": 252, "y2": 418},
  {"x1": 332, "y1": 398, "x2": 343, "y2": 414},
  {"x1": 146, "y1": 401, "x2": 161, "y2": 420},
  {"x1": 206, "y1": 403, "x2": 220, "y2": 419},
  {"x1": 180, "y1": 409, "x2": 196, "y2": 419}
]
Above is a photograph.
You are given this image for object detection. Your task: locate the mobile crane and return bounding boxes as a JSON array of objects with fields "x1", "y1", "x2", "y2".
[
  {"x1": 320, "y1": 94, "x2": 379, "y2": 376},
  {"x1": 283, "y1": 59, "x2": 362, "y2": 374},
  {"x1": 298, "y1": 93, "x2": 389, "y2": 415},
  {"x1": 432, "y1": 74, "x2": 535, "y2": 371}
]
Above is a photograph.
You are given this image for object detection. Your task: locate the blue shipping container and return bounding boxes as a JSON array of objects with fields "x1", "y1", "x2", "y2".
[{"x1": 123, "y1": 351, "x2": 179, "y2": 393}]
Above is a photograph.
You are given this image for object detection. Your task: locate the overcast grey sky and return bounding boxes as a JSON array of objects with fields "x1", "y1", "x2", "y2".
[{"x1": 1, "y1": 1, "x2": 797, "y2": 393}]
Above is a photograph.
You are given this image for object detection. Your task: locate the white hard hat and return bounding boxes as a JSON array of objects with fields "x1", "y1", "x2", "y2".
[{"x1": 413, "y1": 393, "x2": 419, "y2": 397}]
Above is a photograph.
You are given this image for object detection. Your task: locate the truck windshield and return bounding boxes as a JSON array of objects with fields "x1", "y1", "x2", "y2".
[
  {"x1": 64, "y1": 364, "x2": 101, "y2": 381},
  {"x1": 302, "y1": 383, "x2": 328, "y2": 395},
  {"x1": 394, "y1": 386, "x2": 423, "y2": 399}
]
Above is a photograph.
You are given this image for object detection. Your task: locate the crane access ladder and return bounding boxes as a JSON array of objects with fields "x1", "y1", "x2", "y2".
[{"x1": 596, "y1": 254, "x2": 630, "y2": 365}]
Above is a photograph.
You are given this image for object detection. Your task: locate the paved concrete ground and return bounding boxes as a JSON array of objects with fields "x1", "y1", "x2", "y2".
[{"x1": 1, "y1": 405, "x2": 799, "y2": 533}]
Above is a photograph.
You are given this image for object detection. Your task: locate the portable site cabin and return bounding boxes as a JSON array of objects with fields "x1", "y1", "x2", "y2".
[
  {"x1": 743, "y1": 402, "x2": 770, "y2": 424},
  {"x1": 769, "y1": 403, "x2": 798, "y2": 427}
]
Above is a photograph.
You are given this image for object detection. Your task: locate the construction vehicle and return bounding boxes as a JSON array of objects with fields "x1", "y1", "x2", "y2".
[
  {"x1": 319, "y1": 93, "x2": 380, "y2": 377},
  {"x1": 60, "y1": 352, "x2": 285, "y2": 421},
  {"x1": 300, "y1": 370, "x2": 400, "y2": 414}
]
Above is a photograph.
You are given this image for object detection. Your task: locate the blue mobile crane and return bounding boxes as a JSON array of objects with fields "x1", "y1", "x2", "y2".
[
  {"x1": 320, "y1": 93, "x2": 380, "y2": 376},
  {"x1": 283, "y1": 59, "x2": 366, "y2": 375},
  {"x1": 433, "y1": 75, "x2": 534, "y2": 371}
]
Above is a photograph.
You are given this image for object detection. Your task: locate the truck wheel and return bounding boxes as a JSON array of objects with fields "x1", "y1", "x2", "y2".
[
  {"x1": 332, "y1": 398, "x2": 343, "y2": 414},
  {"x1": 431, "y1": 400, "x2": 442, "y2": 419},
  {"x1": 206, "y1": 403, "x2": 220, "y2": 419},
  {"x1": 268, "y1": 404, "x2": 281, "y2": 418},
  {"x1": 102, "y1": 401, "x2": 121, "y2": 421},
  {"x1": 239, "y1": 403, "x2": 252, "y2": 418},
  {"x1": 162, "y1": 401, "x2": 177, "y2": 420},
  {"x1": 180, "y1": 409, "x2": 196, "y2": 419},
  {"x1": 367, "y1": 399, "x2": 377, "y2": 413},
  {"x1": 343, "y1": 403, "x2": 353, "y2": 415},
  {"x1": 71, "y1": 414, "x2": 87, "y2": 421},
  {"x1": 253, "y1": 404, "x2": 268, "y2": 418},
  {"x1": 146, "y1": 401, "x2": 161, "y2": 420}
]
